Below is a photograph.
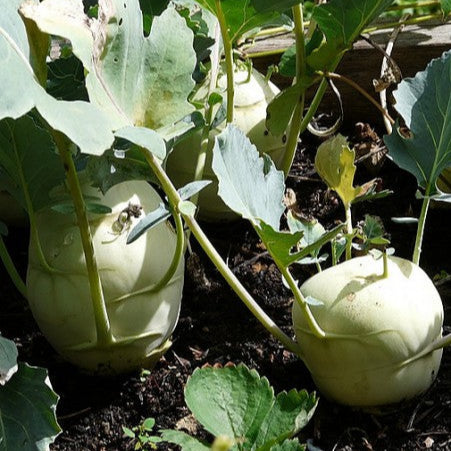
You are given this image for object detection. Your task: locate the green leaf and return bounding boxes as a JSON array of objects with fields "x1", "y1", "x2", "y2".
[
  {"x1": 0, "y1": 363, "x2": 61, "y2": 451},
  {"x1": 196, "y1": 0, "x2": 301, "y2": 44},
  {"x1": 212, "y1": 125, "x2": 286, "y2": 229},
  {"x1": 384, "y1": 50, "x2": 451, "y2": 195},
  {"x1": 122, "y1": 426, "x2": 136, "y2": 438},
  {"x1": 307, "y1": 0, "x2": 394, "y2": 71},
  {"x1": 440, "y1": 0, "x2": 451, "y2": 16},
  {"x1": 161, "y1": 430, "x2": 210, "y2": 451},
  {"x1": 183, "y1": 365, "x2": 317, "y2": 450},
  {"x1": 0, "y1": 337, "x2": 18, "y2": 386},
  {"x1": 314, "y1": 134, "x2": 362, "y2": 207},
  {"x1": 22, "y1": 0, "x2": 197, "y2": 131},
  {"x1": 0, "y1": 0, "x2": 116, "y2": 156},
  {"x1": 0, "y1": 116, "x2": 65, "y2": 212},
  {"x1": 255, "y1": 390, "x2": 317, "y2": 450},
  {"x1": 287, "y1": 213, "x2": 326, "y2": 251}
]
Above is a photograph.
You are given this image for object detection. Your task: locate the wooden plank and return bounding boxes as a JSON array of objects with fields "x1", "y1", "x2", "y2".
[{"x1": 247, "y1": 20, "x2": 451, "y2": 129}]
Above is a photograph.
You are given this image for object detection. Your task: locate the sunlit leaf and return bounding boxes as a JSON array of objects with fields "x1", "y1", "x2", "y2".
[
  {"x1": 212, "y1": 124, "x2": 286, "y2": 229},
  {"x1": 0, "y1": 0, "x2": 115, "y2": 155},
  {"x1": 315, "y1": 134, "x2": 362, "y2": 207},
  {"x1": 384, "y1": 50, "x2": 451, "y2": 195},
  {"x1": 195, "y1": 0, "x2": 301, "y2": 43},
  {"x1": 440, "y1": 0, "x2": 451, "y2": 16}
]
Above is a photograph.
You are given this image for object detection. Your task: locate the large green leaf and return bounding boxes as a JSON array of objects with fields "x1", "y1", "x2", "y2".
[
  {"x1": 195, "y1": 0, "x2": 300, "y2": 44},
  {"x1": 212, "y1": 125, "x2": 285, "y2": 229},
  {"x1": 307, "y1": 0, "x2": 394, "y2": 71},
  {"x1": 0, "y1": 116, "x2": 65, "y2": 212},
  {"x1": 0, "y1": 362, "x2": 61, "y2": 451},
  {"x1": 0, "y1": 0, "x2": 115, "y2": 156},
  {"x1": 183, "y1": 365, "x2": 317, "y2": 450},
  {"x1": 21, "y1": 0, "x2": 197, "y2": 132},
  {"x1": 384, "y1": 50, "x2": 451, "y2": 196},
  {"x1": 0, "y1": 336, "x2": 18, "y2": 386}
]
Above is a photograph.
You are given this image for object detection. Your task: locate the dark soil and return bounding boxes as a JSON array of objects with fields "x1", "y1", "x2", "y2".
[{"x1": 1, "y1": 125, "x2": 450, "y2": 451}]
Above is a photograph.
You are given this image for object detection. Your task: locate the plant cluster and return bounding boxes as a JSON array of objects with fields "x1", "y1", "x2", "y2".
[{"x1": 0, "y1": 0, "x2": 450, "y2": 448}]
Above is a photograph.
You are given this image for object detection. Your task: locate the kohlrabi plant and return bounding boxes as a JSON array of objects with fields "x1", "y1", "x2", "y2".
[
  {"x1": 160, "y1": 364, "x2": 317, "y2": 451},
  {"x1": 0, "y1": 0, "x2": 198, "y2": 373},
  {"x1": 0, "y1": 335, "x2": 61, "y2": 450}
]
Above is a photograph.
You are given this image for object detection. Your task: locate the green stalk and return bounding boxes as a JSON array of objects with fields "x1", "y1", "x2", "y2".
[
  {"x1": 215, "y1": 0, "x2": 235, "y2": 123},
  {"x1": 0, "y1": 235, "x2": 27, "y2": 299},
  {"x1": 280, "y1": 4, "x2": 306, "y2": 176},
  {"x1": 412, "y1": 186, "x2": 431, "y2": 265},
  {"x1": 364, "y1": 13, "x2": 442, "y2": 33},
  {"x1": 141, "y1": 149, "x2": 302, "y2": 356},
  {"x1": 387, "y1": 0, "x2": 440, "y2": 11},
  {"x1": 278, "y1": 265, "x2": 326, "y2": 339},
  {"x1": 54, "y1": 133, "x2": 113, "y2": 347},
  {"x1": 345, "y1": 203, "x2": 353, "y2": 261},
  {"x1": 146, "y1": 209, "x2": 185, "y2": 294}
]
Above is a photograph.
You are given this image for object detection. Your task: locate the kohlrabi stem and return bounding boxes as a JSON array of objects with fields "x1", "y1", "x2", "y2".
[
  {"x1": 147, "y1": 209, "x2": 185, "y2": 294},
  {"x1": 215, "y1": 0, "x2": 234, "y2": 123},
  {"x1": 364, "y1": 13, "x2": 442, "y2": 33},
  {"x1": 280, "y1": 4, "x2": 306, "y2": 176},
  {"x1": 399, "y1": 333, "x2": 451, "y2": 367},
  {"x1": 387, "y1": 0, "x2": 439, "y2": 11},
  {"x1": 412, "y1": 186, "x2": 431, "y2": 265},
  {"x1": 345, "y1": 203, "x2": 353, "y2": 261},
  {"x1": 141, "y1": 149, "x2": 303, "y2": 355},
  {"x1": 0, "y1": 235, "x2": 27, "y2": 299},
  {"x1": 279, "y1": 265, "x2": 326, "y2": 339},
  {"x1": 54, "y1": 133, "x2": 113, "y2": 347}
]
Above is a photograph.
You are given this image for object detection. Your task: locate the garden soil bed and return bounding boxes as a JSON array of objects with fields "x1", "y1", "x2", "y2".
[{"x1": 1, "y1": 124, "x2": 450, "y2": 451}]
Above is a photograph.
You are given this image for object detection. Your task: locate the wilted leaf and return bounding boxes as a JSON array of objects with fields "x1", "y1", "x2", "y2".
[
  {"x1": 384, "y1": 50, "x2": 451, "y2": 195},
  {"x1": 0, "y1": 363, "x2": 61, "y2": 451},
  {"x1": 315, "y1": 134, "x2": 362, "y2": 207},
  {"x1": 212, "y1": 125, "x2": 285, "y2": 229}
]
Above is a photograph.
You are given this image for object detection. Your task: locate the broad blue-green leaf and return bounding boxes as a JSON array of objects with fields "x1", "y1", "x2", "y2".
[
  {"x1": 315, "y1": 134, "x2": 362, "y2": 207},
  {"x1": 0, "y1": 337, "x2": 18, "y2": 385},
  {"x1": 212, "y1": 125, "x2": 285, "y2": 229},
  {"x1": 384, "y1": 51, "x2": 451, "y2": 195},
  {"x1": 441, "y1": 0, "x2": 451, "y2": 16},
  {"x1": 184, "y1": 365, "x2": 317, "y2": 450},
  {"x1": 22, "y1": 0, "x2": 197, "y2": 131},
  {"x1": 127, "y1": 181, "x2": 211, "y2": 243},
  {"x1": 0, "y1": 116, "x2": 65, "y2": 212},
  {"x1": 287, "y1": 213, "x2": 326, "y2": 250},
  {"x1": 0, "y1": 0, "x2": 115, "y2": 156},
  {"x1": 115, "y1": 126, "x2": 166, "y2": 161},
  {"x1": 307, "y1": 0, "x2": 394, "y2": 71},
  {"x1": 0, "y1": 363, "x2": 61, "y2": 451},
  {"x1": 195, "y1": 0, "x2": 301, "y2": 43},
  {"x1": 160, "y1": 430, "x2": 210, "y2": 451}
]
